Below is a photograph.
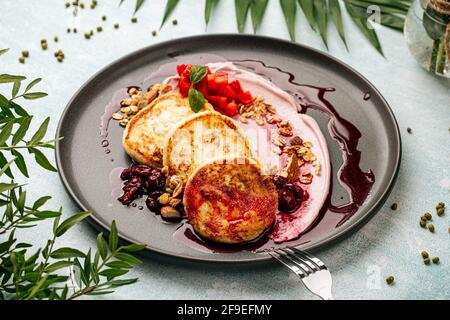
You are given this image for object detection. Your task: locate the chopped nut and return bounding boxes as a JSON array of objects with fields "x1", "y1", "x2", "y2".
[
  {"x1": 112, "y1": 113, "x2": 123, "y2": 120},
  {"x1": 160, "y1": 206, "x2": 181, "y2": 220},
  {"x1": 266, "y1": 104, "x2": 277, "y2": 114},
  {"x1": 271, "y1": 134, "x2": 286, "y2": 147},
  {"x1": 172, "y1": 182, "x2": 184, "y2": 198},
  {"x1": 300, "y1": 171, "x2": 313, "y2": 185},
  {"x1": 129, "y1": 105, "x2": 139, "y2": 113},
  {"x1": 158, "y1": 193, "x2": 171, "y2": 205},
  {"x1": 120, "y1": 106, "x2": 131, "y2": 113},
  {"x1": 278, "y1": 127, "x2": 293, "y2": 137},
  {"x1": 279, "y1": 154, "x2": 299, "y2": 181},
  {"x1": 240, "y1": 116, "x2": 249, "y2": 124},
  {"x1": 256, "y1": 117, "x2": 265, "y2": 126},
  {"x1": 121, "y1": 98, "x2": 132, "y2": 106},
  {"x1": 290, "y1": 136, "x2": 303, "y2": 146},
  {"x1": 128, "y1": 87, "x2": 139, "y2": 95},
  {"x1": 169, "y1": 198, "x2": 181, "y2": 208},
  {"x1": 266, "y1": 114, "x2": 278, "y2": 124},
  {"x1": 119, "y1": 119, "x2": 129, "y2": 127}
]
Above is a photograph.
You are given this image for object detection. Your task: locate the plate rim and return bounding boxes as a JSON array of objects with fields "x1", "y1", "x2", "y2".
[{"x1": 55, "y1": 34, "x2": 402, "y2": 264}]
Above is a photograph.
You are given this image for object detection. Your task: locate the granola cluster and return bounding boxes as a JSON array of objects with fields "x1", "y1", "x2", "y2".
[{"x1": 111, "y1": 83, "x2": 172, "y2": 126}]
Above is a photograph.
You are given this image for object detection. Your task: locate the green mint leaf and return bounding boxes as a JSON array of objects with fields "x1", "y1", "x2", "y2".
[
  {"x1": 99, "y1": 268, "x2": 129, "y2": 279},
  {"x1": 188, "y1": 88, "x2": 205, "y2": 113},
  {"x1": 106, "y1": 261, "x2": 132, "y2": 269},
  {"x1": 189, "y1": 65, "x2": 208, "y2": 85},
  {"x1": 33, "y1": 210, "x2": 61, "y2": 218}
]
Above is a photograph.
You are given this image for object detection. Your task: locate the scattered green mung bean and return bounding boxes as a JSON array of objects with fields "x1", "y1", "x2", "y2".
[
  {"x1": 65, "y1": 2, "x2": 70, "y2": 8},
  {"x1": 152, "y1": 30, "x2": 157, "y2": 37},
  {"x1": 386, "y1": 276, "x2": 394, "y2": 285},
  {"x1": 67, "y1": 28, "x2": 71, "y2": 33},
  {"x1": 437, "y1": 207, "x2": 445, "y2": 216},
  {"x1": 420, "y1": 220, "x2": 427, "y2": 228},
  {"x1": 90, "y1": 30, "x2": 94, "y2": 36},
  {"x1": 114, "y1": 23, "x2": 120, "y2": 29},
  {"x1": 54, "y1": 36, "x2": 59, "y2": 42},
  {"x1": 421, "y1": 251, "x2": 429, "y2": 259},
  {"x1": 41, "y1": 42, "x2": 48, "y2": 50},
  {"x1": 22, "y1": 50, "x2": 29, "y2": 58},
  {"x1": 102, "y1": 15, "x2": 106, "y2": 21},
  {"x1": 390, "y1": 203, "x2": 398, "y2": 211},
  {"x1": 80, "y1": 2, "x2": 85, "y2": 9},
  {"x1": 424, "y1": 258, "x2": 430, "y2": 265},
  {"x1": 131, "y1": 17, "x2": 137, "y2": 23},
  {"x1": 432, "y1": 257, "x2": 439, "y2": 264},
  {"x1": 407, "y1": 127, "x2": 412, "y2": 134},
  {"x1": 19, "y1": 57, "x2": 25, "y2": 64},
  {"x1": 428, "y1": 224, "x2": 435, "y2": 233},
  {"x1": 97, "y1": 26, "x2": 103, "y2": 32},
  {"x1": 73, "y1": 28, "x2": 78, "y2": 33},
  {"x1": 172, "y1": 19, "x2": 178, "y2": 25},
  {"x1": 84, "y1": 32, "x2": 91, "y2": 39},
  {"x1": 57, "y1": 56, "x2": 64, "y2": 63},
  {"x1": 424, "y1": 212, "x2": 432, "y2": 220}
]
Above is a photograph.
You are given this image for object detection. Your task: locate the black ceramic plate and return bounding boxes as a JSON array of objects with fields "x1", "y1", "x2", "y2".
[{"x1": 56, "y1": 35, "x2": 401, "y2": 263}]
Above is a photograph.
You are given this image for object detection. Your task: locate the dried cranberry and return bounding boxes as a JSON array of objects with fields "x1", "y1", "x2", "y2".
[
  {"x1": 149, "y1": 191, "x2": 163, "y2": 199},
  {"x1": 272, "y1": 175, "x2": 287, "y2": 188},
  {"x1": 118, "y1": 187, "x2": 140, "y2": 205},
  {"x1": 284, "y1": 182, "x2": 304, "y2": 201},
  {"x1": 122, "y1": 177, "x2": 143, "y2": 191},
  {"x1": 146, "y1": 197, "x2": 161, "y2": 213},
  {"x1": 278, "y1": 189, "x2": 299, "y2": 213},
  {"x1": 132, "y1": 165, "x2": 153, "y2": 178},
  {"x1": 120, "y1": 168, "x2": 133, "y2": 180},
  {"x1": 147, "y1": 171, "x2": 166, "y2": 191}
]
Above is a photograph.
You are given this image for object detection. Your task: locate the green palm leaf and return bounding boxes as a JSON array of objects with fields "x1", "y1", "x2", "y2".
[
  {"x1": 160, "y1": 0, "x2": 180, "y2": 29},
  {"x1": 251, "y1": 0, "x2": 269, "y2": 33},
  {"x1": 235, "y1": 0, "x2": 253, "y2": 33},
  {"x1": 345, "y1": 2, "x2": 384, "y2": 55},
  {"x1": 297, "y1": 0, "x2": 316, "y2": 31},
  {"x1": 329, "y1": 0, "x2": 347, "y2": 49},
  {"x1": 205, "y1": 0, "x2": 219, "y2": 26},
  {"x1": 314, "y1": 0, "x2": 329, "y2": 49},
  {"x1": 280, "y1": 0, "x2": 297, "y2": 41}
]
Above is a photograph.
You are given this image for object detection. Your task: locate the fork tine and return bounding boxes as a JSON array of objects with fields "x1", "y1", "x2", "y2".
[
  {"x1": 288, "y1": 247, "x2": 326, "y2": 269},
  {"x1": 275, "y1": 249, "x2": 313, "y2": 276},
  {"x1": 280, "y1": 248, "x2": 320, "y2": 272},
  {"x1": 269, "y1": 251, "x2": 307, "y2": 278}
]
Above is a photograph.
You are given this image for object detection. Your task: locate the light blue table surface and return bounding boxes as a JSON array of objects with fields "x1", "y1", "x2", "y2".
[{"x1": 1, "y1": 0, "x2": 449, "y2": 300}]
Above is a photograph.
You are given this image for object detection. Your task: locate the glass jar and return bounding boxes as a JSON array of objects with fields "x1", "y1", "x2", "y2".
[{"x1": 404, "y1": 0, "x2": 450, "y2": 77}]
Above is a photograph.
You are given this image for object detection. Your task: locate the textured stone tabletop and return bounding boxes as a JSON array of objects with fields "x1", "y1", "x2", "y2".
[{"x1": 1, "y1": 0, "x2": 449, "y2": 300}]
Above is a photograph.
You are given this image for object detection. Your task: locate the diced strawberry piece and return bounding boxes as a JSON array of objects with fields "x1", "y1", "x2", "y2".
[
  {"x1": 214, "y1": 74, "x2": 228, "y2": 91},
  {"x1": 207, "y1": 95, "x2": 228, "y2": 110},
  {"x1": 238, "y1": 91, "x2": 253, "y2": 105},
  {"x1": 223, "y1": 85, "x2": 236, "y2": 101},
  {"x1": 196, "y1": 81, "x2": 209, "y2": 97},
  {"x1": 207, "y1": 74, "x2": 217, "y2": 91},
  {"x1": 179, "y1": 79, "x2": 190, "y2": 97},
  {"x1": 224, "y1": 102, "x2": 239, "y2": 117},
  {"x1": 229, "y1": 80, "x2": 244, "y2": 95},
  {"x1": 177, "y1": 64, "x2": 188, "y2": 75}
]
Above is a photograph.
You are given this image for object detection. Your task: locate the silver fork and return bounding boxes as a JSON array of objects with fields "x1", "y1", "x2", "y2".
[{"x1": 269, "y1": 247, "x2": 333, "y2": 300}]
